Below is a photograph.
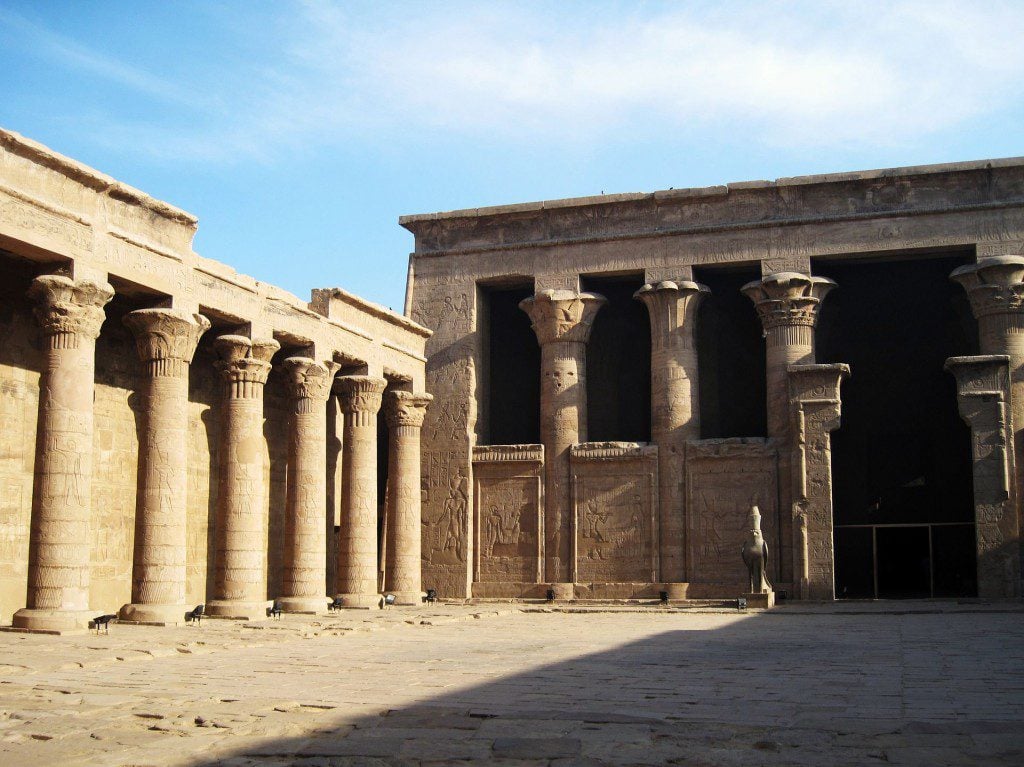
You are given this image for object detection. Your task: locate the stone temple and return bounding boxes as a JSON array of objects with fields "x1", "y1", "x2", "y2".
[{"x1": 1, "y1": 128, "x2": 1023, "y2": 630}]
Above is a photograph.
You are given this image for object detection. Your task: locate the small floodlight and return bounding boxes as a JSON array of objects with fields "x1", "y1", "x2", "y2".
[
  {"x1": 424, "y1": 588, "x2": 437, "y2": 603},
  {"x1": 384, "y1": 593, "x2": 396, "y2": 607},
  {"x1": 546, "y1": 588, "x2": 555, "y2": 602},
  {"x1": 737, "y1": 598, "x2": 747, "y2": 610},
  {"x1": 659, "y1": 591, "x2": 669, "y2": 604}
]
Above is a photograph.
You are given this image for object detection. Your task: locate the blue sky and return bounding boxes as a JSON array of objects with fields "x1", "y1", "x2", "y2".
[{"x1": 2, "y1": 1, "x2": 1022, "y2": 311}]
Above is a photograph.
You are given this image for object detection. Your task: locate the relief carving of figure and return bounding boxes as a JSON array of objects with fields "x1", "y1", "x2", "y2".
[
  {"x1": 440, "y1": 467, "x2": 469, "y2": 561},
  {"x1": 741, "y1": 505, "x2": 772, "y2": 594}
]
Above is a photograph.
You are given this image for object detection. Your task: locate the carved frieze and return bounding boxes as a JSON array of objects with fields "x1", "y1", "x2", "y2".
[{"x1": 472, "y1": 443, "x2": 544, "y2": 464}]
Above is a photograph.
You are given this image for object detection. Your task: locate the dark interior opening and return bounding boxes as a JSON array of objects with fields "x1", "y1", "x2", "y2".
[
  {"x1": 483, "y1": 283, "x2": 539, "y2": 445},
  {"x1": 580, "y1": 274, "x2": 650, "y2": 443},
  {"x1": 693, "y1": 265, "x2": 767, "y2": 439},
  {"x1": 815, "y1": 252, "x2": 978, "y2": 599}
]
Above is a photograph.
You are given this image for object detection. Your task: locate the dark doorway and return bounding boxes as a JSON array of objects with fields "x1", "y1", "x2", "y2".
[
  {"x1": 482, "y1": 283, "x2": 540, "y2": 445},
  {"x1": 692, "y1": 265, "x2": 767, "y2": 439},
  {"x1": 580, "y1": 274, "x2": 650, "y2": 442},
  {"x1": 815, "y1": 252, "x2": 978, "y2": 599}
]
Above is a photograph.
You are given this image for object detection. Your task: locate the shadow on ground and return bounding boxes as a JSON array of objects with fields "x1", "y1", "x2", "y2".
[{"x1": 183, "y1": 609, "x2": 1024, "y2": 766}]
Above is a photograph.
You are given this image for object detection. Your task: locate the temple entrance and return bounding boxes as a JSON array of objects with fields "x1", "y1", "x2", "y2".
[{"x1": 815, "y1": 252, "x2": 979, "y2": 599}]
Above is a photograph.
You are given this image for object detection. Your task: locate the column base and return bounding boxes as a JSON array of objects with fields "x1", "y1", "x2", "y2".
[
  {"x1": 663, "y1": 582, "x2": 689, "y2": 600},
  {"x1": 118, "y1": 602, "x2": 188, "y2": 625},
  {"x1": 277, "y1": 596, "x2": 330, "y2": 614},
  {"x1": 204, "y1": 599, "x2": 272, "y2": 620},
  {"x1": 333, "y1": 593, "x2": 382, "y2": 609},
  {"x1": 12, "y1": 607, "x2": 95, "y2": 633},
  {"x1": 743, "y1": 591, "x2": 775, "y2": 609},
  {"x1": 387, "y1": 591, "x2": 424, "y2": 606},
  {"x1": 546, "y1": 582, "x2": 575, "y2": 601}
]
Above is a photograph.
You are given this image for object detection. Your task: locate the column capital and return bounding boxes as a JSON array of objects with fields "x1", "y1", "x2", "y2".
[
  {"x1": 124, "y1": 308, "x2": 210, "y2": 377},
  {"x1": 634, "y1": 280, "x2": 709, "y2": 349},
  {"x1": 519, "y1": 289, "x2": 606, "y2": 345},
  {"x1": 29, "y1": 274, "x2": 114, "y2": 344},
  {"x1": 214, "y1": 334, "x2": 279, "y2": 386},
  {"x1": 741, "y1": 272, "x2": 835, "y2": 332},
  {"x1": 950, "y1": 256, "x2": 1024, "y2": 319},
  {"x1": 281, "y1": 357, "x2": 339, "y2": 404},
  {"x1": 385, "y1": 391, "x2": 433, "y2": 429},
  {"x1": 334, "y1": 375, "x2": 387, "y2": 414}
]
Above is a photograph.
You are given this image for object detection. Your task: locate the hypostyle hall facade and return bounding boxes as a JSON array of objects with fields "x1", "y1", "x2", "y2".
[
  {"x1": 0, "y1": 129, "x2": 430, "y2": 631},
  {"x1": 402, "y1": 159, "x2": 1024, "y2": 602}
]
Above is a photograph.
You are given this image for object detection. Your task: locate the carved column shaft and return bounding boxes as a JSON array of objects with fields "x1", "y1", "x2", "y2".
[
  {"x1": 951, "y1": 257, "x2": 1024, "y2": 598},
  {"x1": 946, "y1": 355, "x2": 1020, "y2": 597},
  {"x1": 743, "y1": 272, "x2": 835, "y2": 589},
  {"x1": 789, "y1": 363, "x2": 848, "y2": 600},
  {"x1": 385, "y1": 391, "x2": 432, "y2": 603},
  {"x1": 635, "y1": 280, "x2": 708, "y2": 584},
  {"x1": 335, "y1": 375, "x2": 387, "y2": 608},
  {"x1": 14, "y1": 276, "x2": 113, "y2": 631},
  {"x1": 207, "y1": 335, "x2": 278, "y2": 618},
  {"x1": 120, "y1": 309, "x2": 209, "y2": 623},
  {"x1": 279, "y1": 358, "x2": 336, "y2": 612},
  {"x1": 520, "y1": 290, "x2": 605, "y2": 584}
]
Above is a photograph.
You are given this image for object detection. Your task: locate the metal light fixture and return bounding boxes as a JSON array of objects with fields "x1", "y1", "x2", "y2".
[
  {"x1": 546, "y1": 588, "x2": 555, "y2": 602},
  {"x1": 383, "y1": 593, "x2": 396, "y2": 607}
]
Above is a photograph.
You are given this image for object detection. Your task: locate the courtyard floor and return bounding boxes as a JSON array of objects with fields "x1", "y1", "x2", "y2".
[{"x1": 0, "y1": 602, "x2": 1022, "y2": 766}]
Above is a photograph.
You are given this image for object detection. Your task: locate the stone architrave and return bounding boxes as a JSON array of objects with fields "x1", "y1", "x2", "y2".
[
  {"x1": 279, "y1": 357, "x2": 338, "y2": 613},
  {"x1": 951, "y1": 256, "x2": 1024, "y2": 592},
  {"x1": 743, "y1": 272, "x2": 835, "y2": 588},
  {"x1": 519, "y1": 289, "x2": 606, "y2": 585},
  {"x1": 635, "y1": 279, "x2": 709, "y2": 584},
  {"x1": 788, "y1": 363, "x2": 849, "y2": 600},
  {"x1": 206, "y1": 335, "x2": 279, "y2": 619},
  {"x1": 945, "y1": 355, "x2": 1020, "y2": 597},
  {"x1": 13, "y1": 275, "x2": 114, "y2": 632},
  {"x1": 334, "y1": 375, "x2": 387, "y2": 608},
  {"x1": 384, "y1": 390, "x2": 432, "y2": 604},
  {"x1": 119, "y1": 309, "x2": 210, "y2": 624}
]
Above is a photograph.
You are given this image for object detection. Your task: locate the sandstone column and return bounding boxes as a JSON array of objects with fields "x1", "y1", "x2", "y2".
[
  {"x1": 635, "y1": 280, "x2": 709, "y2": 587},
  {"x1": 951, "y1": 256, "x2": 1024, "y2": 596},
  {"x1": 384, "y1": 390, "x2": 432, "y2": 604},
  {"x1": 520, "y1": 289, "x2": 606, "y2": 588},
  {"x1": 279, "y1": 357, "x2": 337, "y2": 613},
  {"x1": 334, "y1": 375, "x2": 387, "y2": 608},
  {"x1": 13, "y1": 275, "x2": 113, "y2": 632},
  {"x1": 742, "y1": 272, "x2": 835, "y2": 587},
  {"x1": 119, "y1": 309, "x2": 210, "y2": 624},
  {"x1": 206, "y1": 335, "x2": 279, "y2": 619}
]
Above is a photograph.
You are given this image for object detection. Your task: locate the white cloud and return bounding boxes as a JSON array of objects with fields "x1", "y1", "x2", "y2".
[{"x1": 7, "y1": 0, "x2": 1024, "y2": 160}]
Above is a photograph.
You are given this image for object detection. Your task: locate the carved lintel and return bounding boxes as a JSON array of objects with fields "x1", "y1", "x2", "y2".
[
  {"x1": 570, "y1": 441, "x2": 658, "y2": 462},
  {"x1": 685, "y1": 437, "x2": 777, "y2": 460},
  {"x1": 472, "y1": 444, "x2": 545, "y2": 464},
  {"x1": 519, "y1": 289, "x2": 606, "y2": 346}
]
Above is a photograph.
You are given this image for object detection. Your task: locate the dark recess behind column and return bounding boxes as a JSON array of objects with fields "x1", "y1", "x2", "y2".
[
  {"x1": 693, "y1": 265, "x2": 767, "y2": 439},
  {"x1": 581, "y1": 274, "x2": 651, "y2": 443},
  {"x1": 485, "y1": 284, "x2": 540, "y2": 445}
]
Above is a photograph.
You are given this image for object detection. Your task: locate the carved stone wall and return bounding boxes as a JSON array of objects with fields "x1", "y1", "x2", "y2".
[
  {"x1": 570, "y1": 443, "x2": 658, "y2": 584},
  {"x1": 472, "y1": 445, "x2": 543, "y2": 585},
  {"x1": 685, "y1": 439, "x2": 778, "y2": 596},
  {"x1": 412, "y1": 274, "x2": 477, "y2": 597}
]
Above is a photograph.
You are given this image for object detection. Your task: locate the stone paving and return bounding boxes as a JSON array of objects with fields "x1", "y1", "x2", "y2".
[{"x1": 0, "y1": 603, "x2": 1022, "y2": 766}]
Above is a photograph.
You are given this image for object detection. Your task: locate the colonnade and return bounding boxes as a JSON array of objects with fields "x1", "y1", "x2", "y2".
[{"x1": 12, "y1": 275, "x2": 430, "y2": 631}]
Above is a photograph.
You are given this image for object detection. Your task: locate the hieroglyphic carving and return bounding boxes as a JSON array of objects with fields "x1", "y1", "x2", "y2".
[
  {"x1": 686, "y1": 439, "x2": 778, "y2": 590},
  {"x1": 946, "y1": 355, "x2": 1020, "y2": 597},
  {"x1": 789, "y1": 363, "x2": 849, "y2": 600},
  {"x1": 571, "y1": 443, "x2": 657, "y2": 583}
]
